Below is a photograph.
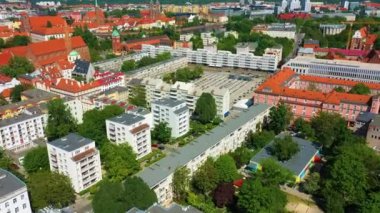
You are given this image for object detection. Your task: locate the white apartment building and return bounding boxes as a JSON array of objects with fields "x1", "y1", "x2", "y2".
[
  {"x1": 252, "y1": 23, "x2": 296, "y2": 40},
  {"x1": 179, "y1": 33, "x2": 193, "y2": 42},
  {"x1": 106, "y1": 113, "x2": 152, "y2": 159},
  {"x1": 200, "y1": 32, "x2": 217, "y2": 46},
  {"x1": 319, "y1": 24, "x2": 346, "y2": 36},
  {"x1": 0, "y1": 108, "x2": 47, "y2": 152},
  {"x1": 151, "y1": 98, "x2": 190, "y2": 138},
  {"x1": 142, "y1": 44, "x2": 280, "y2": 72},
  {"x1": 137, "y1": 104, "x2": 271, "y2": 205},
  {"x1": 64, "y1": 98, "x2": 85, "y2": 124},
  {"x1": 283, "y1": 56, "x2": 380, "y2": 82},
  {"x1": 0, "y1": 169, "x2": 32, "y2": 213},
  {"x1": 47, "y1": 133, "x2": 102, "y2": 193},
  {"x1": 136, "y1": 78, "x2": 230, "y2": 117}
]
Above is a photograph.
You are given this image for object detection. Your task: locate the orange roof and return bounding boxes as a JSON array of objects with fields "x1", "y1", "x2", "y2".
[
  {"x1": 2, "y1": 36, "x2": 86, "y2": 57},
  {"x1": 366, "y1": 34, "x2": 377, "y2": 45},
  {"x1": 29, "y1": 16, "x2": 66, "y2": 29},
  {"x1": 0, "y1": 52, "x2": 12, "y2": 66},
  {"x1": 300, "y1": 75, "x2": 380, "y2": 90},
  {"x1": 51, "y1": 78, "x2": 100, "y2": 94},
  {"x1": 31, "y1": 26, "x2": 73, "y2": 35},
  {"x1": 0, "y1": 88, "x2": 12, "y2": 98},
  {"x1": 255, "y1": 68, "x2": 374, "y2": 105}
]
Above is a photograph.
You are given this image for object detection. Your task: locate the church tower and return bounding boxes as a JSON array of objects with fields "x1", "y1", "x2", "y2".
[
  {"x1": 64, "y1": 22, "x2": 72, "y2": 54},
  {"x1": 112, "y1": 29, "x2": 121, "y2": 55}
]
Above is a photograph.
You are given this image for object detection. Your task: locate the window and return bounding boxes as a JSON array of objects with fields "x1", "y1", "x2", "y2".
[
  {"x1": 15, "y1": 207, "x2": 19, "y2": 213},
  {"x1": 23, "y1": 204, "x2": 27, "y2": 209},
  {"x1": 5, "y1": 202, "x2": 9, "y2": 207},
  {"x1": 21, "y1": 194, "x2": 24, "y2": 200},
  {"x1": 13, "y1": 198, "x2": 17, "y2": 203}
]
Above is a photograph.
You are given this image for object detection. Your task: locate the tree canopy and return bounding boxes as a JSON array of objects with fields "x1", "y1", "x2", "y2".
[
  {"x1": 151, "y1": 122, "x2": 172, "y2": 143},
  {"x1": 163, "y1": 66, "x2": 203, "y2": 83},
  {"x1": 10, "y1": 84, "x2": 26, "y2": 103},
  {"x1": 173, "y1": 167, "x2": 190, "y2": 202},
  {"x1": 267, "y1": 103, "x2": 293, "y2": 134},
  {"x1": 293, "y1": 118, "x2": 315, "y2": 139},
  {"x1": 245, "y1": 130, "x2": 275, "y2": 150},
  {"x1": 28, "y1": 171, "x2": 75, "y2": 211},
  {"x1": 214, "y1": 155, "x2": 239, "y2": 183},
  {"x1": 257, "y1": 158, "x2": 294, "y2": 186},
  {"x1": 46, "y1": 99, "x2": 77, "y2": 141},
  {"x1": 212, "y1": 182, "x2": 235, "y2": 208},
  {"x1": 349, "y1": 83, "x2": 371, "y2": 95},
  {"x1": 192, "y1": 158, "x2": 219, "y2": 194},
  {"x1": 0, "y1": 56, "x2": 34, "y2": 77},
  {"x1": 23, "y1": 146, "x2": 50, "y2": 174},
  {"x1": 270, "y1": 135, "x2": 299, "y2": 161},
  {"x1": 128, "y1": 85, "x2": 147, "y2": 108},
  {"x1": 101, "y1": 143, "x2": 140, "y2": 182},
  {"x1": 194, "y1": 93, "x2": 217, "y2": 124}
]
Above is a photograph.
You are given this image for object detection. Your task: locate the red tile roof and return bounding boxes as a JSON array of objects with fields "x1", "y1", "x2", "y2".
[
  {"x1": 314, "y1": 48, "x2": 368, "y2": 57},
  {"x1": 278, "y1": 12, "x2": 311, "y2": 20},
  {"x1": 29, "y1": 16, "x2": 66, "y2": 29},
  {"x1": 31, "y1": 26, "x2": 73, "y2": 35},
  {"x1": 130, "y1": 124, "x2": 149, "y2": 134},
  {"x1": 51, "y1": 78, "x2": 100, "y2": 94},
  {"x1": 0, "y1": 74, "x2": 12, "y2": 84},
  {"x1": 0, "y1": 88, "x2": 11, "y2": 98},
  {"x1": 0, "y1": 52, "x2": 12, "y2": 66},
  {"x1": 300, "y1": 75, "x2": 380, "y2": 90}
]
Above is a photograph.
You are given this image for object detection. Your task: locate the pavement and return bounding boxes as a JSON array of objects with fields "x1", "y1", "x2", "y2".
[{"x1": 72, "y1": 194, "x2": 93, "y2": 213}]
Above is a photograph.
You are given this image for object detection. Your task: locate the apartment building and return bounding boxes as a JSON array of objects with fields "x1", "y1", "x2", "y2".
[
  {"x1": 137, "y1": 104, "x2": 270, "y2": 206},
  {"x1": 106, "y1": 113, "x2": 152, "y2": 159},
  {"x1": 132, "y1": 78, "x2": 230, "y2": 117},
  {"x1": 0, "y1": 169, "x2": 32, "y2": 213},
  {"x1": 319, "y1": 24, "x2": 346, "y2": 36},
  {"x1": 151, "y1": 98, "x2": 190, "y2": 138},
  {"x1": 251, "y1": 23, "x2": 296, "y2": 40},
  {"x1": 366, "y1": 115, "x2": 380, "y2": 151},
  {"x1": 200, "y1": 32, "x2": 217, "y2": 46},
  {"x1": 47, "y1": 133, "x2": 102, "y2": 193},
  {"x1": 0, "y1": 108, "x2": 47, "y2": 152},
  {"x1": 179, "y1": 33, "x2": 193, "y2": 42},
  {"x1": 283, "y1": 56, "x2": 380, "y2": 83},
  {"x1": 142, "y1": 44, "x2": 280, "y2": 72}
]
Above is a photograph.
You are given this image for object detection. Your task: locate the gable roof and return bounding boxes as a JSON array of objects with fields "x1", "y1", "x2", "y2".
[
  {"x1": 29, "y1": 16, "x2": 66, "y2": 29},
  {"x1": 72, "y1": 60, "x2": 91, "y2": 75}
]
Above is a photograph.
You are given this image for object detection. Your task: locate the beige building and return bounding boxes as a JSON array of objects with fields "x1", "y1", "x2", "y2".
[
  {"x1": 163, "y1": 4, "x2": 209, "y2": 15},
  {"x1": 366, "y1": 115, "x2": 380, "y2": 151}
]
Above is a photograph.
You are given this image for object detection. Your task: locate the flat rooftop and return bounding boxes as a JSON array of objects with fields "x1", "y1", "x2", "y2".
[
  {"x1": 249, "y1": 133, "x2": 321, "y2": 175},
  {"x1": 48, "y1": 133, "x2": 94, "y2": 152},
  {"x1": 287, "y1": 56, "x2": 380, "y2": 70},
  {"x1": 107, "y1": 113, "x2": 145, "y2": 126},
  {"x1": 0, "y1": 169, "x2": 26, "y2": 198},
  {"x1": 152, "y1": 97, "x2": 186, "y2": 108},
  {"x1": 137, "y1": 104, "x2": 270, "y2": 188},
  {"x1": 0, "y1": 109, "x2": 45, "y2": 127}
]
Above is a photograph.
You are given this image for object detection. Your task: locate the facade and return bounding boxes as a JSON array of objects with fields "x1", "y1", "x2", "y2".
[
  {"x1": 179, "y1": 33, "x2": 193, "y2": 42},
  {"x1": 151, "y1": 98, "x2": 190, "y2": 138},
  {"x1": 0, "y1": 108, "x2": 47, "y2": 152},
  {"x1": 47, "y1": 133, "x2": 102, "y2": 193},
  {"x1": 137, "y1": 104, "x2": 270, "y2": 205},
  {"x1": 142, "y1": 44, "x2": 280, "y2": 72},
  {"x1": 132, "y1": 78, "x2": 230, "y2": 118},
  {"x1": 106, "y1": 113, "x2": 152, "y2": 159},
  {"x1": 366, "y1": 115, "x2": 380, "y2": 151},
  {"x1": 248, "y1": 134, "x2": 321, "y2": 183},
  {"x1": 350, "y1": 27, "x2": 377, "y2": 51},
  {"x1": 200, "y1": 32, "x2": 217, "y2": 46},
  {"x1": 319, "y1": 24, "x2": 346, "y2": 36},
  {"x1": 0, "y1": 169, "x2": 32, "y2": 213},
  {"x1": 254, "y1": 68, "x2": 380, "y2": 123},
  {"x1": 71, "y1": 60, "x2": 95, "y2": 83},
  {"x1": 252, "y1": 23, "x2": 296, "y2": 40},
  {"x1": 283, "y1": 56, "x2": 380, "y2": 82}
]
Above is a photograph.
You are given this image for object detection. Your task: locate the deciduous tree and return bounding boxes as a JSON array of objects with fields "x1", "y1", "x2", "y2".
[
  {"x1": 301, "y1": 172, "x2": 320, "y2": 194},
  {"x1": 194, "y1": 93, "x2": 217, "y2": 124},
  {"x1": 245, "y1": 130, "x2": 275, "y2": 150},
  {"x1": 349, "y1": 83, "x2": 370, "y2": 95},
  {"x1": 151, "y1": 122, "x2": 172, "y2": 144},
  {"x1": 271, "y1": 135, "x2": 299, "y2": 161},
  {"x1": 267, "y1": 103, "x2": 293, "y2": 134},
  {"x1": 46, "y1": 99, "x2": 77, "y2": 141},
  {"x1": 124, "y1": 177, "x2": 157, "y2": 210},
  {"x1": 257, "y1": 158, "x2": 294, "y2": 186},
  {"x1": 214, "y1": 155, "x2": 239, "y2": 183},
  {"x1": 23, "y1": 147, "x2": 49, "y2": 174},
  {"x1": 128, "y1": 85, "x2": 147, "y2": 108},
  {"x1": 173, "y1": 167, "x2": 190, "y2": 202},
  {"x1": 192, "y1": 158, "x2": 219, "y2": 194},
  {"x1": 212, "y1": 182, "x2": 235, "y2": 208}
]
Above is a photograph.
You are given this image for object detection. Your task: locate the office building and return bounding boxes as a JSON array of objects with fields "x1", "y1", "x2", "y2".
[
  {"x1": 283, "y1": 56, "x2": 380, "y2": 82},
  {"x1": 151, "y1": 98, "x2": 190, "y2": 138},
  {"x1": 142, "y1": 44, "x2": 280, "y2": 72},
  {"x1": 0, "y1": 169, "x2": 32, "y2": 213},
  {"x1": 301, "y1": 0, "x2": 311, "y2": 12},
  {"x1": 0, "y1": 108, "x2": 47, "y2": 152},
  {"x1": 47, "y1": 133, "x2": 102, "y2": 193},
  {"x1": 106, "y1": 113, "x2": 152, "y2": 159},
  {"x1": 137, "y1": 104, "x2": 270, "y2": 205}
]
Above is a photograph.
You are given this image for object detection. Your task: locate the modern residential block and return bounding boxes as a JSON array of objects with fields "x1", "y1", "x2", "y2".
[
  {"x1": 0, "y1": 169, "x2": 32, "y2": 213},
  {"x1": 151, "y1": 98, "x2": 190, "y2": 138},
  {"x1": 106, "y1": 113, "x2": 152, "y2": 159},
  {"x1": 47, "y1": 133, "x2": 102, "y2": 193},
  {"x1": 0, "y1": 108, "x2": 47, "y2": 152}
]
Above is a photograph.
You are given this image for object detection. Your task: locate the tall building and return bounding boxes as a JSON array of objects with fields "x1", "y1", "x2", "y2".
[
  {"x1": 106, "y1": 112, "x2": 152, "y2": 159},
  {"x1": 151, "y1": 98, "x2": 190, "y2": 138},
  {"x1": 150, "y1": 0, "x2": 161, "y2": 20},
  {"x1": 0, "y1": 169, "x2": 32, "y2": 213},
  {"x1": 47, "y1": 133, "x2": 102, "y2": 193},
  {"x1": 301, "y1": 0, "x2": 311, "y2": 12}
]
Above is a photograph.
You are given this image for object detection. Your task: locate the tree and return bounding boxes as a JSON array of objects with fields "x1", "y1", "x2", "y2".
[
  {"x1": 0, "y1": 56, "x2": 34, "y2": 77},
  {"x1": 192, "y1": 158, "x2": 219, "y2": 194},
  {"x1": 23, "y1": 147, "x2": 49, "y2": 174},
  {"x1": 128, "y1": 85, "x2": 147, "y2": 108},
  {"x1": 190, "y1": 35, "x2": 203, "y2": 50},
  {"x1": 271, "y1": 135, "x2": 299, "y2": 161},
  {"x1": 172, "y1": 167, "x2": 190, "y2": 202},
  {"x1": 194, "y1": 93, "x2": 217, "y2": 124},
  {"x1": 123, "y1": 177, "x2": 157, "y2": 210},
  {"x1": 246, "y1": 130, "x2": 275, "y2": 149},
  {"x1": 257, "y1": 158, "x2": 294, "y2": 186},
  {"x1": 5, "y1": 35, "x2": 30, "y2": 47},
  {"x1": 0, "y1": 148, "x2": 11, "y2": 169},
  {"x1": 212, "y1": 182, "x2": 235, "y2": 208},
  {"x1": 0, "y1": 96, "x2": 7, "y2": 106},
  {"x1": 238, "y1": 179, "x2": 287, "y2": 213},
  {"x1": 267, "y1": 103, "x2": 293, "y2": 134},
  {"x1": 151, "y1": 122, "x2": 172, "y2": 144},
  {"x1": 301, "y1": 172, "x2": 320, "y2": 194},
  {"x1": 229, "y1": 146, "x2": 254, "y2": 168},
  {"x1": 214, "y1": 155, "x2": 239, "y2": 183},
  {"x1": 10, "y1": 84, "x2": 25, "y2": 103},
  {"x1": 349, "y1": 83, "x2": 371, "y2": 95},
  {"x1": 121, "y1": 59, "x2": 136, "y2": 72},
  {"x1": 78, "y1": 105, "x2": 124, "y2": 147},
  {"x1": 293, "y1": 118, "x2": 315, "y2": 139},
  {"x1": 92, "y1": 180, "x2": 127, "y2": 213},
  {"x1": 28, "y1": 171, "x2": 75, "y2": 210},
  {"x1": 46, "y1": 99, "x2": 77, "y2": 141},
  {"x1": 101, "y1": 143, "x2": 140, "y2": 182},
  {"x1": 334, "y1": 86, "x2": 346, "y2": 93},
  {"x1": 361, "y1": 192, "x2": 380, "y2": 213}
]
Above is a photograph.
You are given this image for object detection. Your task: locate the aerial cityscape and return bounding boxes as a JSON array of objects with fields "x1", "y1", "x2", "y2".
[{"x1": 0, "y1": 0, "x2": 380, "y2": 212}]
